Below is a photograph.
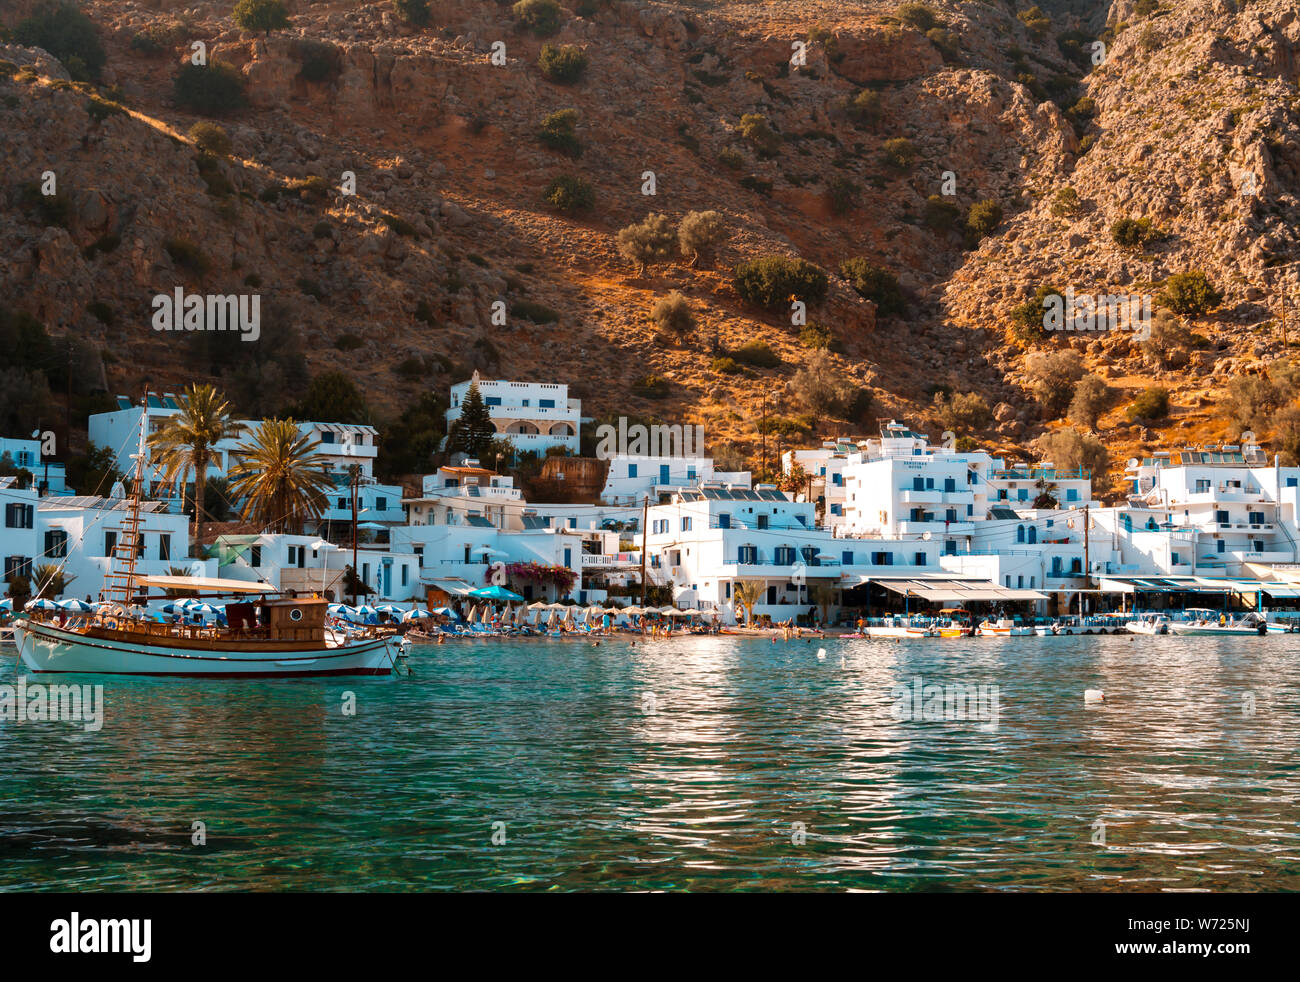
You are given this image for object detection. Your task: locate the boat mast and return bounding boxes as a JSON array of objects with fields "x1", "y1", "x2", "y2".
[{"x1": 103, "y1": 390, "x2": 150, "y2": 606}]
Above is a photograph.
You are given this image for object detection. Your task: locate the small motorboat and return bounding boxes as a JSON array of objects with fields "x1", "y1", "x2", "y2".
[
  {"x1": 978, "y1": 616, "x2": 1033, "y2": 637},
  {"x1": 1168, "y1": 610, "x2": 1267, "y2": 636},
  {"x1": 1126, "y1": 613, "x2": 1170, "y2": 635}
]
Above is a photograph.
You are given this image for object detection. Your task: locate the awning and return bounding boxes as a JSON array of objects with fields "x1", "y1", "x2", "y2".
[
  {"x1": 136, "y1": 575, "x2": 276, "y2": 594},
  {"x1": 423, "y1": 578, "x2": 476, "y2": 596},
  {"x1": 875, "y1": 578, "x2": 1047, "y2": 602}
]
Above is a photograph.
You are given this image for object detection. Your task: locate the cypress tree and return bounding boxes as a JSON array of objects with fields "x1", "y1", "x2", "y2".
[{"x1": 448, "y1": 381, "x2": 496, "y2": 459}]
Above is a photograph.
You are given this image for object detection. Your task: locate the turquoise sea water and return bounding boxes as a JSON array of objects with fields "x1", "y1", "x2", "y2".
[{"x1": 1, "y1": 634, "x2": 1297, "y2": 892}]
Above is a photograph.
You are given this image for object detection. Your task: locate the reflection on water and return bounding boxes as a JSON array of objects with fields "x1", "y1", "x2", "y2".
[{"x1": 2, "y1": 633, "x2": 1298, "y2": 891}]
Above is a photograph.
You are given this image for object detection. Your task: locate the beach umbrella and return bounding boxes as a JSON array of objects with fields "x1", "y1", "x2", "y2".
[
  {"x1": 432, "y1": 606, "x2": 457, "y2": 618},
  {"x1": 376, "y1": 603, "x2": 405, "y2": 618},
  {"x1": 546, "y1": 610, "x2": 558, "y2": 628},
  {"x1": 401, "y1": 608, "x2": 431, "y2": 622},
  {"x1": 622, "y1": 605, "x2": 644, "y2": 615},
  {"x1": 514, "y1": 605, "x2": 528, "y2": 626},
  {"x1": 354, "y1": 604, "x2": 379, "y2": 624},
  {"x1": 24, "y1": 598, "x2": 60, "y2": 611},
  {"x1": 357, "y1": 522, "x2": 387, "y2": 531},
  {"x1": 527, "y1": 601, "x2": 550, "y2": 611},
  {"x1": 58, "y1": 598, "x2": 96, "y2": 612},
  {"x1": 467, "y1": 605, "x2": 479, "y2": 624},
  {"x1": 327, "y1": 603, "x2": 351, "y2": 616},
  {"x1": 470, "y1": 585, "x2": 525, "y2": 602},
  {"x1": 0, "y1": 598, "x2": 12, "y2": 612}
]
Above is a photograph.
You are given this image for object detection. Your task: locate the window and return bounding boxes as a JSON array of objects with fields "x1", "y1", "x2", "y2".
[
  {"x1": 1027, "y1": 527, "x2": 1037, "y2": 544},
  {"x1": 925, "y1": 478, "x2": 934, "y2": 490},
  {"x1": 872, "y1": 552, "x2": 893, "y2": 566},
  {"x1": 943, "y1": 478, "x2": 955, "y2": 492},
  {"x1": 914, "y1": 551, "x2": 925, "y2": 566},
  {"x1": 681, "y1": 517, "x2": 692, "y2": 532},
  {"x1": 485, "y1": 397, "x2": 502, "y2": 407},
  {"x1": 1171, "y1": 552, "x2": 1181, "y2": 565},
  {"x1": 945, "y1": 508, "x2": 957, "y2": 523},
  {"x1": 829, "y1": 503, "x2": 841, "y2": 516},
  {"x1": 1217, "y1": 539, "x2": 1226, "y2": 554},
  {"x1": 738, "y1": 545, "x2": 758, "y2": 565},
  {"x1": 376, "y1": 497, "x2": 387, "y2": 511},
  {"x1": 4, "y1": 556, "x2": 32, "y2": 580},
  {"x1": 44, "y1": 529, "x2": 68, "y2": 559},
  {"x1": 4, "y1": 503, "x2": 33, "y2": 529},
  {"x1": 1016, "y1": 525, "x2": 1025, "y2": 543},
  {"x1": 659, "y1": 464, "x2": 670, "y2": 485},
  {"x1": 539, "y1": 399, "x2": 555, "y2": 409},
  {"x1": 1215, "y1": 510, "x2": 1229, "y2": 524},
  {"x1": 1066, "y1": 488, "x2": 1079, "y2": 502},
  {"x1": 628, "y1": 464, "x2": 637, "y2": 479},
  {"x1": 912, "y1": 477, "x2": 924, "y2": 491},
  {"x1": 841, "y1": 550, "x2": 853, "y2": 565},
  {"x1": 1017, "y1": 575, "x2": 1024, "y2": 589},
  {"x1": 159, "y1": 534, "x2": 170, "y2": 561},
  {"x1": 757, "y1": 514, "x2": 769, "y2": 529},
  {"x1": 250, "y1": 545, "x2": 262, "y2": 567},
  {"x1": 320, "y1": 432, "x2": 335, "y2": 444},
  {"x1": 718, "y1": 513, "x2": 730, "y2": 529},
  {"x1": 1288, "y1": 478, "x2": 1298, "y2": 488},
  {"x1": 337, "y1": 497, "x2": 348, "y2": 510},
  {"x1": 1017, "y1": 488, "x2": 1028, "y2": 501},
  {"x1": 104, "y1": 531, "x2": 117, "y2": 556},
  {"x1": 1248, "y1": 511, "x2": 1264, "y2": 525},
  {"x1": 832, "y1": 473, "x2": 842, "y2": 486},
  {"x1": 1070, "y1": 558, "x2": 1082, "y2": 573},
  {"x1": 401, "y1": 565, "x2": 408, "y2": 587},
  {"x1": 1195, "y1": 479, "x2": 1211, "y2": 493},
  {"x1": 774, "y1": 546, "x2": 796, "y2": 566},
  {"x1": 687, "y1": 467, "x2": 696, "y2": 480},
  {"x1": 1051, "y1": 557, "x2": 1062, "y2": 576}
]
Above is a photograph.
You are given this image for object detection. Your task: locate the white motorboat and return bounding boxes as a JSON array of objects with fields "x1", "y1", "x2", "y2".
[
  {"x1": 1168, "y1": 610, "x2": 1267, "y2": 637},
  {"x1": 1126, "y1": 614, "x2": 1171, "y2": 635},
  {"x1": 865, "y1": 617, "x2": 938, "y2": 638}
]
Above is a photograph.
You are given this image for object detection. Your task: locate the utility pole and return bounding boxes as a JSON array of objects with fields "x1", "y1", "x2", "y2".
[{"x1": 639, "y1": 492, "x2": 649, "y2": 607}]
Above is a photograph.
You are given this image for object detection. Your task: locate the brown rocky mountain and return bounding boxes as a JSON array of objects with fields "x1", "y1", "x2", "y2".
[{"x1": 3, "y1": 0, "x2": 1298, "y2": 498}]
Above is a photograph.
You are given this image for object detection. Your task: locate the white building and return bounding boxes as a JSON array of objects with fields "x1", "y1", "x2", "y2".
[
  {"x1": 32, "y1": 494, "x2": 212, "y2": 601},
  {"x1": 599, "y1": 455, "x2": 750, "y2": 506},
  {"x1": 1, "y1": 479, "x2": 40, "y2": 590},
  {"x1": 445, "y1": 374, "x2": 581, "y2": 456},
  {"x1": 0, "y1": 436, "x2": 71, "y2": 495}
]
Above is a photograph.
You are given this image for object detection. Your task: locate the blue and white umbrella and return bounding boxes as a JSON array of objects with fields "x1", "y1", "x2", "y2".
[
  {"x1": 401, "y1": 608, "x2": 432, "y2": 622},
  {"x1": 58, "y1": 598, "x2": 96, "y2": 612},
  {"x1": 354, "y1": 604, "x2": 379, "y2": 623},
  {"x1": 185, "y1": 602, "x2": 222, "y2": 617},
  {"x1": 0, "y1": 598, "x2": 13, "y2": 612},
  {"x1": 329, "y1": 604, "x2": 358, "y2": 621},
  {"x1": 24, "y1": 598, "x2": 60, "y2": 611},
  {"x1": 376, "y1": 603, "x2": 406, "y2": 618}
]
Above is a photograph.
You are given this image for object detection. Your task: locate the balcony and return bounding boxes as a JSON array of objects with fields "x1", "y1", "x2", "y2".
[{"x1": 581, "y1": 552, "x2": 641, "y2": 568}]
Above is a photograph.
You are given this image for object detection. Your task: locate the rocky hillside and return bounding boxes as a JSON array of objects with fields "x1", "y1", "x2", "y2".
[{"x1": 2, "y1": 0, "x2": 1299, "y2": 498}]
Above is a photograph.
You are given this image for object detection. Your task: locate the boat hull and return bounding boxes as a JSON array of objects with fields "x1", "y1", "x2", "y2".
[
  {"x1": 865, "y1": 625, "x2": 935, "y2": 638},
  {"x1": 13, "y1": 619, "x2": 398, "y2": 677},
  {"x1": 1168, "y1": 623, "x2": 1264, "y2": 637}
]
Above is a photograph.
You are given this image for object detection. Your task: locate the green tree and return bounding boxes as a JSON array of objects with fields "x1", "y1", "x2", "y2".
[
  {"x1": 232, "y1": 0, "x2": 291, "y2": 37},
  {"x1": 148, "y1": 384, "x2": 236, "y2": 551},
  {"x1": 1068, "y1": 374, "x2": 1110, "y2": 431},
  {"x1": 1160, "y1": 271, "x2": 1223, "y2": 317},
  {"x1": 733, "y1": 256, "x2": 828, "y2": 308},
  {"x1": 616, "y1": 213, "x2": 677, "y2": 274},
  {"x1": 677, "y1": 210, "x2": 730, "y2": 267},
  {"x1": 840, "y1": 258, "x2": 904, "y2": 316},
  {"x1": 14, "y1": 1, "x2": 106, "y2": 81},
  {"x1": 173, "y1": 62, "x2": 247, "y2": 115},
  {"x1": 447, "y1": 381, "x2": 497, "y2": 460},
  {"x1": 392, "y1": 0, "x2": 431, "y2": 27},
  {"x1": 537, "y1": 108, "x2": 581, "y2": 155},
  {"x1": 514, "y1": 0, "x2": 564, "y2": 37},
  {"x1": 538, "y1": 44, "x2": 588, "y2": 83},
  {"x1": 228, "y1": 419, "x2": 334, "y2": 534},
  {"x1": 738, "y1": 113, "x2": 782, "y2": 156},
  {"x1": 651, "y1": 291, "x2": 695, "y2": 342},
  {"x1": 290, "y1": 372, "x2": 371, "y2": 424}
]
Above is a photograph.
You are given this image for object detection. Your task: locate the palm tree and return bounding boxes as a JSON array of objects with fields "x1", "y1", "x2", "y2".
[
  {"x1": 149, "y1": 384, "x2": 235, "y2": 553},
  {"x1": 31, "y1": 563, "x2": 75, "y2": 600},
  {"x1": 228, "y1": 418, "x2": 334, "y2": 534},
  {"x1": 732, "y1": 580, "x2": 762, "y2": 627},
  {"x1": 1032, "y1": 477, "x2": 1059, "y2": 509}
]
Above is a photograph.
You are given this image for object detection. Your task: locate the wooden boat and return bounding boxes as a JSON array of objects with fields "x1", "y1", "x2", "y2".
[{"x1": 14, "y1": 589, "x2": 401, "y2": 677}]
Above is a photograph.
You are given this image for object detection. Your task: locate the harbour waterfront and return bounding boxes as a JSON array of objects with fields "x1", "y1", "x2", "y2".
[{"x1": 2, "y1": 634, "x2": 1298, "y2": 892}]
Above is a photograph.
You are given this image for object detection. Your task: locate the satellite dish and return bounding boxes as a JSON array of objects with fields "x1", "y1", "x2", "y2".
[
  {"x1": 922, "y1": 531, "x2": 932, "y2": 541},
  {"x1": 1126, "y1": 458, "x2": 1139, "y2": 469}
]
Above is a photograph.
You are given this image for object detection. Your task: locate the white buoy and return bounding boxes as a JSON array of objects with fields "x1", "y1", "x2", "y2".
[
  {"x1": 817, "y1": 647, "x2": 826, "y2": 660},
  {"x1": 1084, "y1": 689, "x2": 1105, "y2": 704}
]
